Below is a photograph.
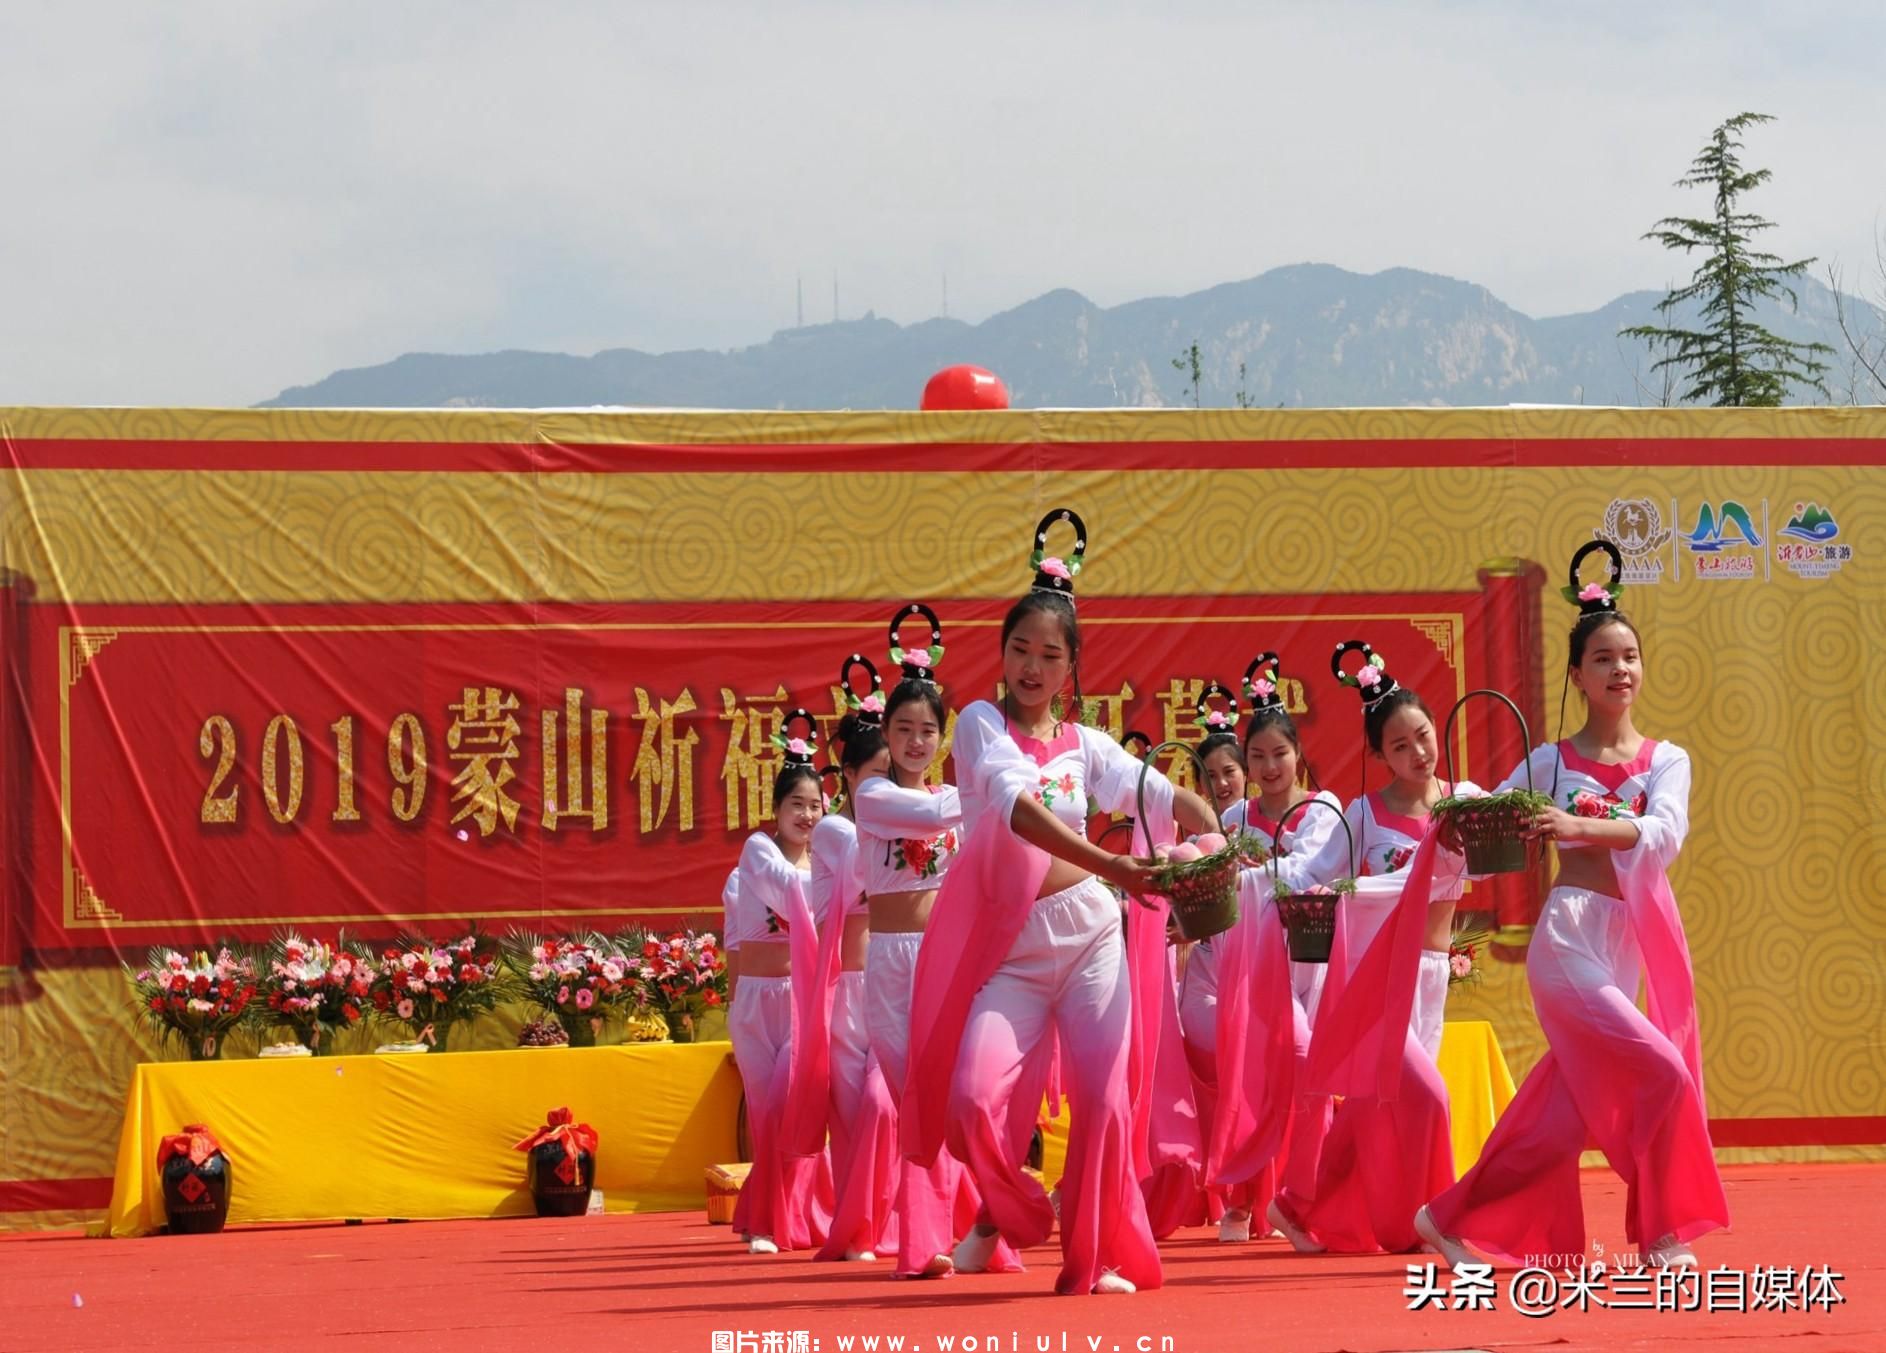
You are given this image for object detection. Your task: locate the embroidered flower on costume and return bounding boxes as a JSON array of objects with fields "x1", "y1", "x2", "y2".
[
  {"x1": 894, "y1": 828, "x2": 958, "y2": 879},
  {"x1": 1384, "y1": 844, "x2": 1415, "y2": 873},
  {"x1": 1035, "y1": 772, "x2": 1078, "y2": 810},
  {"x1": 1570, "y1": 788, "x2": 1642, "y2": 820}
]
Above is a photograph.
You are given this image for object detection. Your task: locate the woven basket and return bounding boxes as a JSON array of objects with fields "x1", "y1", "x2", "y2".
[
  {"x1": 705, "y1": 1161, "x2": 750, "y2": 1225},
  {"x1": 1437, "y1": 689, "x2": 1538, "y2": 876},
  {"x1": 1275, "y1": 891, "x2": 1340, "y2": 963},
  {"x1": 1266, "y1": 798, "x2": 1355, "y2": 965},
  {"x1": 1134, "y1": 741, "x2": 1240, "y2": 942}
]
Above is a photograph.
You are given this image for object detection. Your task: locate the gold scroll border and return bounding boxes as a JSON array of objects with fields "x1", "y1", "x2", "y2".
[{"x1": 58, "y1": 611, "x2": 1466, "y2": 929}]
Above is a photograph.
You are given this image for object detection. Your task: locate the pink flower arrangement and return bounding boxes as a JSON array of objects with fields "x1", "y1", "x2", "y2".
[
  {"x1": 367, "y1": 932, "x2": 503, "y2": 1045},
  {"x1": 125, "y1": 946, "x2": 259, "y2": 1059},
  {"x1": 504, "y1": 934, "x2": 650, "y2": 1043},
  {"x1": 257, "y1": 933, "x2": 378, "y2": 1049},
  {"x1": 637, "y1": 928, "x2": 728, "y2": 1024}
]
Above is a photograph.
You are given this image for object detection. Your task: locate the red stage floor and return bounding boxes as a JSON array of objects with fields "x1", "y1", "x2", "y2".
[{"x1": 1, "y1": 1164, "x2": 1874, "y2": 1353}]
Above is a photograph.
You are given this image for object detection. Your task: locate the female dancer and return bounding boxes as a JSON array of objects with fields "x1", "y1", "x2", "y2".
[
  {"x1": 905, "y1": 510, "x2": 1217, "y2": 1295},
  {"x1": 1258, "y1": 642, "x2": 1476, "y2": 1255},
  {"x1": 1417, "y1": 543, "x2": 1727, "y2": 1270},
  {"x1": 851, "y1": 608, "x2": 1018, "y2": 1279},
  {"x1": 809, "y1": 660, "x2": 901, "y2": 1264},
  {"x1": 1207, "y1": 654, "x2": 1342, "y2": 1243},
  {"x1": 725, "y1": 712, "x2": 832, "y2": 1254}
]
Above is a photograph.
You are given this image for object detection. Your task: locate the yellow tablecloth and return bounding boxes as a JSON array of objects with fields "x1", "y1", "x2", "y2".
[
  {"x1": 1038, "y1": 1019, "x2": 1516, "y2": 1182},
  {"x1": 100, "y1": 1042, "x2": 741, "y2": 1237}
]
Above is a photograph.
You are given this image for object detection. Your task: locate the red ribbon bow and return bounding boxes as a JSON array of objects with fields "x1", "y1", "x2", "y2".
[
  {"x1": 513, "y1": 1106, "x2": 597, "y2": 1161},
  {"x1": 157, "y1": 1123, "x2": 224, "y2": 1169}
]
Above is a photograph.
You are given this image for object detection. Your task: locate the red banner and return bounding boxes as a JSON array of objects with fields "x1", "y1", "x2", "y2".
[{"x1": 8, "y1": 584, "x2": 1539, "y2": 961}]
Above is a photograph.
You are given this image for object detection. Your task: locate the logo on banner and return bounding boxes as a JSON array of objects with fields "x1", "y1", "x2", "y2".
[
  {"x1": 1682, "y1": 499, "x2": 1767, "y2": 580},
  {"x1": 1776, "y1": 501, "x2": 1853, "y2": 579},
  {"x1": 1594, "y1": 498, "x2": 1672, "y2": 585}
]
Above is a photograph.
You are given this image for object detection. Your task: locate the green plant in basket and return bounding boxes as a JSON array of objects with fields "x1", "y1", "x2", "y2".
[
  {"x1": 1148, "y1": 831, "x2": 1247, "y2": 943},
  {"x1": 1432, "y1": 788, "x2": 1552, "y2": 875}
]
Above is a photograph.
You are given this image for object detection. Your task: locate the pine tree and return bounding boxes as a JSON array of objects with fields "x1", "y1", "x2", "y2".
[{"x1": 1623, "y1": 112, "x2": 1832, "y2": 406}]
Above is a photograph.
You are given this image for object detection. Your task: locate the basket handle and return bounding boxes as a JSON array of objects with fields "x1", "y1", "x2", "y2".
[
  {"x1": 1440, "y1": 689, "x2": 1535, "y2": 796},
  {"x1": 1128, "y1": 740, "x2": 1219, "y2": 911},
  {"x1": 1262, "y1": 795, "x2": 1356, "y2": 889}
]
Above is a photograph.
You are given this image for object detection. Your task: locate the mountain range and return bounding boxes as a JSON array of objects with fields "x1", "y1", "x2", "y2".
[{"x1": 259, "y1": 263, "x2": 1882, "y2": 410}]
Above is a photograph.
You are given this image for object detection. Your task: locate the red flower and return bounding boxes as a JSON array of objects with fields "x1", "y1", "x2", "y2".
[
  {"x1": 149, "y1": 996, "x2": 166, "y2": 1012},
  {"x1": 191, "y1": 975, "x2": 211, "y2": 998},
  {"x1": 383, "y1": 948, "x2": 400, "y2": 962},
  {"x1": 219, "y1": 980, "x2": 236, "y2": 1002},
  {"x1": 903, "y1": 838, "x2": 935, "y2": 872},
  {"x1": 704, "y1": 990, "x2": 721, "y2": 1007},
  {"x1": 1058, "y1": 773, "x2": 1075, "y2": 794},
  {"x1": 460, "y1": 964, "x2": 480, "y2": 983},
  {"x1": 169, "y1": 995, "x2": 185, "y2": 1012},
  {"x1": 170, "y1": 974, "x2": 188, "y2": 993},
  {"x1": 342, "y1": 1004, "x2": 361, "y2": 1022},
  {"x1": 268, "y1": 992, "x2": 284, "y2": 1011},
  {"x1": 1630, "y1": 792, "x2": 1648, "y2": 816},
  {"x1": 372, "y1": 990, "x2": 391, "y2": 1011},
  {"x1": 429, "y1": 986, "x2": 447, "y2": 1001},
  {"x1": 1572, "y1": 791, "x2": 1613, "y2": 819},
  {"x1": 642, "y1": 939, "x2": 661, "y2": 959}
]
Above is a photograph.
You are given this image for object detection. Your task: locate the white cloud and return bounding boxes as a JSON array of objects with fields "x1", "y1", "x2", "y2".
[{"x1": 1, "y1": 0, "x2": 1879, "y2": 405}]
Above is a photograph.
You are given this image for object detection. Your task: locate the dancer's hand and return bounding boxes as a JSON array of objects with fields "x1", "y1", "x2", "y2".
[
  {"x1": 1103, "y1": 853, "x2": 1159, "y2": 897},
  {"x1": 1435, "y1": 815, "x2": 1464, "y2": 854},
  {"x1": 1522, "y1": 806, "x2": 1583, "y2": 844}
]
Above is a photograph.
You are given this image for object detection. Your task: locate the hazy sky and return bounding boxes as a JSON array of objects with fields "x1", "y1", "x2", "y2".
[{"x1": 3, "y1": 1, "x2": 1881, "y2": 406}]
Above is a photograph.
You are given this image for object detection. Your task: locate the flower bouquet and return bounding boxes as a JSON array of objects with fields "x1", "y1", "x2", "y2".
[
  {"x1": 126, "y1": 946, "x2": 259, "y2": 1060},
  {"x1": 257, "y1": 933, "x2": 377, "y2": 1054},
  {"x1": 367, "y1": 930, "x2": 504, "y2": 1051},
  {"x1": 503, "y1": 932, "x2": 649, "y2": 1047},
  {"x1": 629, "y1": 927, "x2": 727, "y2": 1043},
  {"x1": 1447, "y1": 923, "x2": 1491, "y2": 992}
]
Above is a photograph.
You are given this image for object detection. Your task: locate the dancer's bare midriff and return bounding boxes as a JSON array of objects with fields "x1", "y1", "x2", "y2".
[{"x1": 869, "y1": 888, "x2": 937, "y2": 934}]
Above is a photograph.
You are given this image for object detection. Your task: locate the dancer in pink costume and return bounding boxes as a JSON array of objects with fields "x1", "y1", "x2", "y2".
[
  {"x1": 850, "y1": 611, "x2": 1021, "y2": 1278},
  {"x1": 1254, "y1": 642, "x2": 1477, "y2": 1255},
  {"x1": 809, "y1": 657, "x2": 902, "y2": 1264},
  {"x1": 725, "y1": 710, "x2": 834, "y2": 1254},
  {"x1": 1417, "y1": 542, "x2": 1728, "y2": 1271},
  {"x1": 905, "y1": 509, "x2": 1217, "y2": 1295},
  {"x1": 1206, "y1": 653, "x2": 1341, "y2": 1244}
]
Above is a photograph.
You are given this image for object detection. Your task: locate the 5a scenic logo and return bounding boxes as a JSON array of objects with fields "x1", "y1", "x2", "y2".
[
  {"x1": 1593, "y1": 498, "x2": 1673, "y2": 585},
  {"x1": 1776, "y1": 501, "x2": 1854, "y2": 579},
  {"x1": 1681, "y1": 499, "x2": 1768, "y2": 580}
]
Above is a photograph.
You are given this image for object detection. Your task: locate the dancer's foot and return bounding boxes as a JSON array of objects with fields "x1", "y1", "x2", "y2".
[
  {"x1": 1413, "y1": 1205, "x2": 1478, "y2": 1271},
  {"x1": 747, "y1": 1235, "x2": 778, "y2": 1255},
  {"x1": 1092, "y1": 1269, "x2": 1136, "y2": 1295},
  {"x1": 1648, "y1": 1233, "x2": 1697, "y2": 1269},
  {"x1": 1218, "y1": 1208, "x2": 1252, "y2": 1244},
  {"x1": 951, "y1": 1225, "x2": 1000, "y2": 1274},
  {"x1": 843, "y1": 1248, "x2": 877, "y2": 1262},
  {"x1": 1048, "y1": 1186, "x2": 1062, "y2": 1223},
  {"x1": 919, "y1": 1253, "x2": 953, "y2": 1278},
  {"x1": 1267, "y1": 1199, "x2": 1325, "y2": 1254}
]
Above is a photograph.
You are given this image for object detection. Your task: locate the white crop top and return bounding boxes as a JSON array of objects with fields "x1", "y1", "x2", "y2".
[
  {"x1": 1272, "y1": 780, "x2": 1481, "y2": 892},
  {"x1": 947, "y1": 699, "x2": 1162, "y2": 834},
  {"x1": 810, "y1": 814, "x2": 863, "y2": 928},
  {"x1": 1494, "y1": 739, "x2": 1689, "y2": 867},
  {"x1": 724, "y1": 832, "x2": 811, "y2": 950},
  {"x1": 852, "y1": 776, "x2": 964, "y2": 895},
  {"x1": 1222, "y1": 790, "x2": 1344, "y2": 862}
]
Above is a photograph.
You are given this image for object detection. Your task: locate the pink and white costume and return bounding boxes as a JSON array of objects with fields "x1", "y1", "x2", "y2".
[
  {"x1": 725, "y1": 833, "x2": 833, "y2": 1251},
  {"x1": 1425, "y1": 740, "x2": 1728, "y2": 1263},
  {"x1": 1248, "y1": 787, "x2": 1476, "y2": 1253},
  {"x1": 808, "y1": 812, "x2": 901, "y2": 1262},
  {"x1": 1200, "y1": 792, "x2": 1341, "y2": 1216},
  {"x1": 852, "y1": 774, "x2": 1017, "y2": 1276},
  {"x1": 905, "y1": 702, "x2": 1187, "y2": 1294}
]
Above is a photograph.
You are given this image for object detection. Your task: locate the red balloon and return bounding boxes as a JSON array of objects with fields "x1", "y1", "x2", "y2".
[{"x1": 921, "y1": 365, "x2": 1010, "y2": 411}]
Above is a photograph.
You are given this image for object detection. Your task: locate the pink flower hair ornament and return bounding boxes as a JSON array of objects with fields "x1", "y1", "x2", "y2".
[
  {"x1": 769, "y1": 708, "x2": 820, "y2": 767},
  {"x1": 1194, "y1": 679, "x2": 1240, "y2": 735},
  {"x1": 1332, "y1": 639, "x2": 1400, "y2": 711},
  {"x1": 1242, "y1": 650, "x2": 1286, "y2": 710},
  {"x1": 839, "y1": 652, "x2": 886, "y2": 725},
  {"x1": 1028, "y1": 507, "x2": 1088, "y2": 601},
  {"x1": 887, "y1": 602, "x2": 946, "y2": 682},
  {"x1": 1561, "y1": 539, "x2": 1627, "y2": 615}
]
